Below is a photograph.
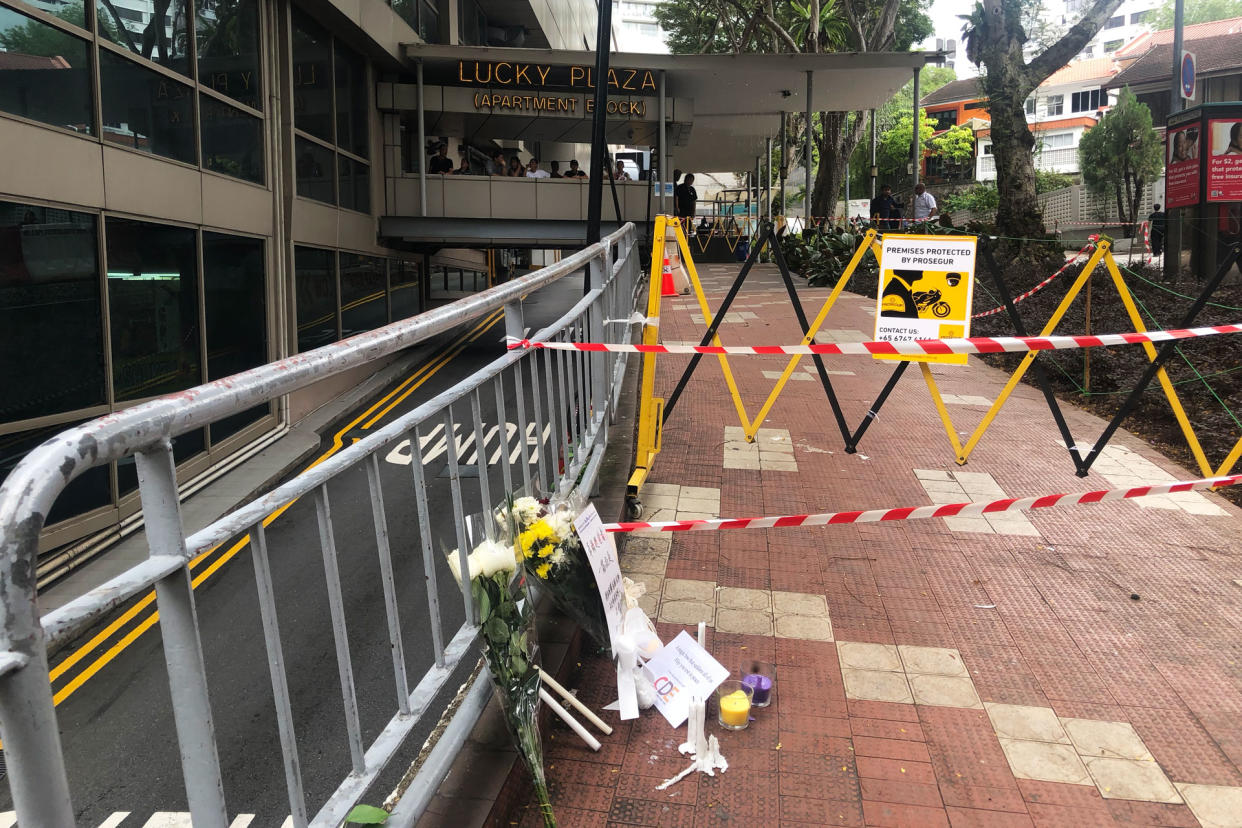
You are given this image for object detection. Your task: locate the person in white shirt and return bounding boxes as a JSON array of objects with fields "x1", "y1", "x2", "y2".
[
  {"x1": 912, "y1": 183, "x2": 937, "y2": 222},
  {"x1": 525, "y1": 159, "x2": 551, "y2": 179},
  {"x1": 612, "y1": 160, "x2": 631, "y2": 181}
]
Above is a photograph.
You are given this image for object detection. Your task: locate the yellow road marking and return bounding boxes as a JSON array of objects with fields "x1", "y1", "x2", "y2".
[{"x1": 48, "y1": 310, "x2": 505, "y2": 705}]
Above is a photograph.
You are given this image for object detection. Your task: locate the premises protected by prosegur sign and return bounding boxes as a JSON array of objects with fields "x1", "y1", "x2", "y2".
[{"x1": 874, "y1": 234, "x2": 978, "y2": 365}]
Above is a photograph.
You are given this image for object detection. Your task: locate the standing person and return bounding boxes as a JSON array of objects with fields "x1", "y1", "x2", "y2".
[
  {"x1": 526, "y1": 159, "x2": 550, "y2": 178},
  {"x1": 870, "y1": 184, "x2": 898, "y2": 230},
  {"x1": 486, "y1": 148, "x2": 506, "y2": 176},
  {"x1": 507, "y1": 156, "x2": 524, "y2": 177},
  {"x1": 675, "y1": 173, "x2": 697, "y2": 222},
  {"x1": 451, "y1": 155, "x2": 472, "y2": 175},
  {"x1": 911, "y1": 182, "x2": 937, "y2": 224},
  {"x1": 563, "y1": 159, "x2": 587, "y2": 178},
  {"x1": 612, "y1": 160, "x2": 631, "y2": 181},
  {"x1": 1148, "y1": 204, "x2": 1166, "y2": 257},
  {"x1": 428, "y1": 143, "x2": 453, "y2": 174},
  {"x1": 549, "y1": 160, "x2": 563, "y2": 178}
]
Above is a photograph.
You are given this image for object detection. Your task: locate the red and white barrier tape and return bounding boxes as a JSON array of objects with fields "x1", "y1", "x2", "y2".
[
  {"x1": 507, "y1": 324, "x2": 1242, "y2": 357},
  {"x1": 605, "y1": 475, "x2": 1242, "y2": 532},
  {"x1": 971, "y1": 238, "x2": 1096, "y2": 319}
]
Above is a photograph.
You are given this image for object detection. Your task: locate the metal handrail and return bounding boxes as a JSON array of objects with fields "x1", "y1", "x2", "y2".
[{"x1": 0, "y1": 223, "x2": 641, "y2": 827}]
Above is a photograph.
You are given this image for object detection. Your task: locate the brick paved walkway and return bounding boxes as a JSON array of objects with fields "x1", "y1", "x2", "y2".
[{"x1": 514, "y1": 263, "x2": 1242, "y2": 827}]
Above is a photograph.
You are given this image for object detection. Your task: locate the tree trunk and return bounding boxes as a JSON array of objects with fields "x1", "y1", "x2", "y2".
[
  {"x1": 983, "y1": 73, "x2": 1042, "y2": 239},
  {"x1": 811, "y1": 111, "x2": 865, "y2": 219}
]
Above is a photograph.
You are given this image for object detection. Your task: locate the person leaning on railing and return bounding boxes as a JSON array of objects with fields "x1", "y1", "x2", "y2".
[{"x1": 563, "y1": 160, "x2": 587, "y2": 178}]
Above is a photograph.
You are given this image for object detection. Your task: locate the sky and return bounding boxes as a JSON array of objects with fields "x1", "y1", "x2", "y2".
[{"x1": 918, "y1": 0, "x2": 982, "y2": 78}]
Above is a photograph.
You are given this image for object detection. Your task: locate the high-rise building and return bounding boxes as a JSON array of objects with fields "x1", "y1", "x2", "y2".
[
  {"x1": 0, "y1": 0, "x2": 599, "y2": 550},
  {"x1": 612, "y1": 0, "x2": 667, "y2": 53},
  {"x1": 1059, "y1": 0, "x2": 1159, "y2": 59}
]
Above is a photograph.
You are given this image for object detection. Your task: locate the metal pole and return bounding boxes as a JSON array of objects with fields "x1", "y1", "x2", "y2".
[
  {"x1": 911, "y1": 67, "x2": 921, "y2": 188},
  {"x1": 416, "y1": 60, "x2": 427, "y2": 217},
  {"x1": 585, "y1": 0, "x2": 614, "y2": 245},
  {"x1": 845, "y1": 162, "x2": 850, "y2": 218},
  {"x1": 779, "y1": 111, "x2": 787, "y2": 219},
  {"x1": 805, "y1": 71, "x2": 812, "y2": 230},
  {"x1": 1170, "y1": 0, "x2": 1186, "y2": 113},
  {"x1": 870, "y1": 109, "x2": 877, "y2": 199},
  {"x1": 766, "y1": 135, "x2": 773, "y2": 222},
  {"x1": 658, "y1": 70, "x2": 667, "y2": 215},
  {"x1": 137, "y1": 444, "x2": 229, "y2": 827}
]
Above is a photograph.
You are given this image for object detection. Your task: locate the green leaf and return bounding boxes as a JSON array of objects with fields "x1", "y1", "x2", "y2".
[
  {"x1": 478, "y1": 588, "x2": 492, "y2": 623},
  {"x1": 345, "y1": 804, "x2": 390, "y2": 824},
  {"x1": 485, "y1": 615, "x2": 510, "y2": 643}
]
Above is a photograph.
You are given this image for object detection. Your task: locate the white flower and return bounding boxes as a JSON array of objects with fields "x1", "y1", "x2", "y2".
[
  {"x1": 446, "y1": 538, "x2": 519, "y2": 585},
  {"x1": 549, "y1": 547, "x2": 567, "y2": 567},
  {"x1": 513, "y1": 497, "x2": 542, "y2": 526},
  {"x1": 549, "y1": 510, "x2": 576, "y2": 541},
  {"x1": 474, "y1": 538, "x2": 519, "y2": 577}
]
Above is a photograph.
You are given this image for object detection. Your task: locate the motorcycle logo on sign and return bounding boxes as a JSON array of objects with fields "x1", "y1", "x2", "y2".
[{"x1": 875, "y1": 235, "x2": 978, "y2": 365}]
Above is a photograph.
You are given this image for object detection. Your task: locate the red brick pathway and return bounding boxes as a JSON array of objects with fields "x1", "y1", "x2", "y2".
[{"x1": 512, "y1": 263, "x2": 1242, "y2": 827}]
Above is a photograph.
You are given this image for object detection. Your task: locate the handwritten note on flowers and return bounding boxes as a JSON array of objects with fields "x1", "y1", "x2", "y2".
[{"x1": 573, "y1": 503, "x2": 625, "y2": 655}]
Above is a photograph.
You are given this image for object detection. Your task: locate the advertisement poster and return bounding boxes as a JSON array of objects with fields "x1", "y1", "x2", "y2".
[
  {"x1": 573, "y1": 504, "x2": 626, "y2": 655},
  {"x1": 1207, "y1": 119, "x2": 1242, "y2": 202},
  {"x1": 874, "y1": 234, "x2": 978, "y2": 365},
  {"x1": 1165, "y1": 123, "x2": 1202, "y2": 208}
]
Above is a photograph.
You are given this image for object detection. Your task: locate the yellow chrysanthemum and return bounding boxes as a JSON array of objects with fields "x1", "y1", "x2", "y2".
[{"x1": 535, "y1": 561, "x2": 552, "y2": 579}]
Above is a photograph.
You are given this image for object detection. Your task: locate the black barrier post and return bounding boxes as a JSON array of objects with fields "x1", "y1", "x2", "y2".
[
  {"x1": 1077, "y1": 242, "x2": 1241, "y2": 476},
  {"x1": 660, "y1": 225, "x2": 767, "y2": 422},
  {"x1": 980, "y1": 240, "x2": 1089, "y2": 475},
  {"x1": 661, "y1": 222, "x2": 855, "y2": 447},
  {"x1": 584, "y1": 0, "x2": 612, "y2": 250},
  {"x1": 844, "y1": 362, "x2": 911, "y2": 452},
  {"x1": 766, "y1": 222, "x2": 854, "y2": 442}
]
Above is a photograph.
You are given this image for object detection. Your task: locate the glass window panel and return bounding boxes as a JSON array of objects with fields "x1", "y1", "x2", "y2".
[
  {"x1": 1, "y1": 421, "x2": 111, "y2": 525},
  {"x1": 392, "y1": 0, "x2": 417, "y2": 32},
  {"x1": 296, "y1": 137, "x2": 335, "y2": 203},
  {"x1": 0, "y1": 202, "x2": 106, "y2": 422},
  {"x1": 203, "y1": 230, "x2": 267, "y2": 445},
  {"x1": 291, "y1": 10, "x2": 332, "y2": 142},
  {"x1": 295, "y1": 246, "x2": 337, "y2": 352},
  {"x1": 389, "y1": 259, "x2": 420, "y2": 321},
  {"x1": 334, "y1": 41, "x2": 367, "y2": 158},
  {"x1": 337, "y1": 153, "x2": 369, "y2": 213},
  {"x1": 203, "y1": 231, "x2": 265, "y2": 379},
  {"x1": 96, "y1": 0, "x2": 190, "y2": 76},
  {"x1": 105, "y1": 218, "x2": 200, "y2": 402},
  {"x1": 100, "y1": 49, "x2": 196, "y2": 163},
  {"x1": 201, "y1": 93, "x2": 264, "y2": 183},
  {"x1": 339, "y1": 253, "x2": 386, "y2": 336},
  {"x1": 418, "y1": 0, "x2": 439, "y2": 43},
  {"x1": 196, "y1": 0, "x2": 262, "y2": 110},
  {"x1": 0, "y1": 5, "x2": 93, "y2": 134}
]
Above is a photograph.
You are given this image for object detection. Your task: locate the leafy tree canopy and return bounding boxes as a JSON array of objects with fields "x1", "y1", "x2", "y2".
[
  {"x1": 1078, "y1": 87, "x2": 1163, "y2": 226},
  {"x1": 654, "y1": 0, "x2": 932, "y2": 57},
  {"x1": 1150, "y1": 0, "x2": 1242, "y2": 29}
]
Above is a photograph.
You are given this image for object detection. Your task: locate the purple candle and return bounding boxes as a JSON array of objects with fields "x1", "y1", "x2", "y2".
[{"x1": 742, "y1": 672, "x2": 773, "y2": 707}]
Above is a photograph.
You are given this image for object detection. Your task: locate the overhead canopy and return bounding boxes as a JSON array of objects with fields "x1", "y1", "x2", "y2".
[{"x1": 403, "y1": 45, "x2": 944, "y2": 170}]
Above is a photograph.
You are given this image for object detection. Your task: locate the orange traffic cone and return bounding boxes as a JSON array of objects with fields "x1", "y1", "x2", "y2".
[{"x1": 660, "y1": 258, "x2": 677, "y2": 297}]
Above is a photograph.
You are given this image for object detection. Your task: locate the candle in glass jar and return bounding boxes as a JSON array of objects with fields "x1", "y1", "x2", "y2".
[
  {"x1": 719, "y1": 689, "x2": 751, "y2": 727},
  {"x1": 742, "y1": 672, "x2": 773, "y2": 707}
]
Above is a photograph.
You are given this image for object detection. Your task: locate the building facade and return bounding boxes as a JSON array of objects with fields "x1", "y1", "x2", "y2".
[{"x1": 0, "y1": 0, "x2": 596, "y2": 552}]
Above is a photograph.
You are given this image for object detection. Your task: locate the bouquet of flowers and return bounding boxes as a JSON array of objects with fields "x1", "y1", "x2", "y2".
[
  {"x1": 446, "y1": 522, "x2": 555, "y2": 827},
  {"x1": 506, "y1": 492, "x2": 612, "y2": 651}
]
